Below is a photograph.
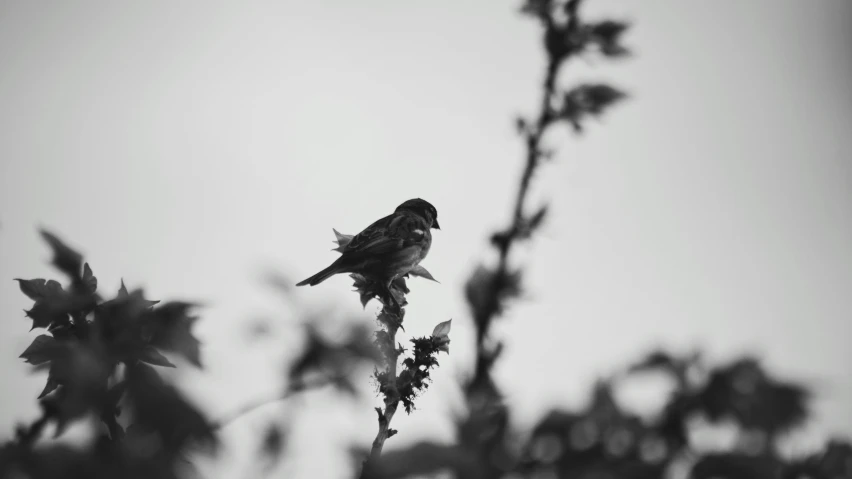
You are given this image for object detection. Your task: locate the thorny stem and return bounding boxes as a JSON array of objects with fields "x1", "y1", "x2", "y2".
[{"x1": 365, "y1": 305, "x2": 402, "y2": 467}]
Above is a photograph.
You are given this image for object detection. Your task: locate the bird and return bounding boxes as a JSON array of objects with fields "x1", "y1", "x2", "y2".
[{"x1": 296, "y1": 198, "x2": 440, "y2": 290}]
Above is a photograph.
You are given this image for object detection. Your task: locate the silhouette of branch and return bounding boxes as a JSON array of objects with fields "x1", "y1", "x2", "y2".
[
  {"x1": 352, "y1": 276, "x2": 451, "y2": 475},
  {"x1": 365, "y1": 300, "x2": 404, "y2": 469},
  {"x1": 211, "y1": 377, "x2": 333, "y2": 430},
  {"x1": 457, "y1": 0, "x2": 631, "y2": 475}
]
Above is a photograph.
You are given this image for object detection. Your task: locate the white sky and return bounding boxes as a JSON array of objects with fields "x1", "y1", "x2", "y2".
[{"x1": 1, "y1": 1, "x2": 851, "y2": 477}]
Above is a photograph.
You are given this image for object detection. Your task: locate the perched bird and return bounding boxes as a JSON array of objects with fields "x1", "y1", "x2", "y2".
[{"x1": 296, "y1": 198, "x2": 440, "y2": 289}]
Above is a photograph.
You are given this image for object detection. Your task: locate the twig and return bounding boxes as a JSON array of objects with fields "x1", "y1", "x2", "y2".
[
  {"x1": 365, "y1": 304, "x2": 402, "y2": 464},
  {"x1": 474, "y1": 42, "x2": 564, "y2": 367},
  {"x1": 211, "y1": 377, "x2": 332, "y2": 430},
  {"x1": 461, "y1": 2, "x2": 611, "y2": 473}
]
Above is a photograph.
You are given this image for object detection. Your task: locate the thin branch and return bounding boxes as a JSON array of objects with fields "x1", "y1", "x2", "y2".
[
  {"x1": 211, "y1": 377, "x2": 332, "y2": 430},
  {"x1": 366, "y1": 305, "x2": 402, "y2": 465},
  {"x1": 474, "y1": 44, "x2": 563, "y2": 362}
]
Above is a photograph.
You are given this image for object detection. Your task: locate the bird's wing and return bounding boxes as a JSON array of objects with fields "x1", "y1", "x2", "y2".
[
  {"x1": 345, "y1": 213, "x2": 395, "y2": 251},
  {"x1": 344, "y1": 213, "x2": 426, "y2": 257}
]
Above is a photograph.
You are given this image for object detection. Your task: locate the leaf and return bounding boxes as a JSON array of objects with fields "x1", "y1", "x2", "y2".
[
  {"x1": 528, "y1": 205, "x2": 548, "y2": 233},
  {"x1": 24, "y1": 307, "x2": 59, "y2": 331},
  {"x1": 587, "y1": 20, "x2": 631, "y2": 57},
  {"x1": 139, "y1": 346, "x2": 176, "y2": 368},
  {"x1": 409, "y1": 265, "x2": 439, "y2": 283},
  {"x1": 15, "y1": 278, "x2": 48, "y2": 300},
  {"x1": 581, "y1": 84, "x2": 628, "y2": 113},
  {"x1": 352, "y1": 274, "x2": 400, "y2": 309},
  {"x1": 430, "y1": 320, "x2": 452, "y2": 353},
  {"x1": 40, "y1": 230, "x2": 84, "y2": 280},
  {"x1": 332, "y1": 228, "x2": 354, "y2": 253},
  {"x1": 25, "y1": 302, "x2": 67, "y2": 330},
  {"x1": 515, "y1": 205, "x2": 549, "y2": 240},
  {"x1": 465, "y1": 266, "x2": 523, "y2": 325},
  {"x1": 20, "y1": 334, "x2": 60, "y2": 365},
  {"x1": 95, "y1": 289, "x2": 161, "y2": 350},
  {"x1": 82, "y1": 263, "x2": 97, "y2": 294},
  {"x1": 18, "y1": 279, "x2": 74, "y2": 330},
  {"x1": 351, "y1": 275, "x2": 374, "y2": 308},
  {"x1": 629, "y1": 350, "x2": 678, "y2": 374},
  {"x1": 389, "y1": 282, "x2": 409, "y2": 308},
  {"x1": 515, "y1": 116, "x2": 529, "y2": 136},
  {"x1": 41, "y1": 343, "x2": 111, "y2": 437},
  {"x1": 520, "y1": 0, "x2": 552, "y2": 20},
  {"x1": 18, "y1": 278, "x2": 64, "y2": 299},
  {"x1": 559, "y1": 83, "x2": 628, "y2": 132},
  {"x1": 125, "y1": 362, "x2": 217, "y2": 452},
  {"x1": 432, "y1": 319, "x2": 452, "y2": 338},
  {"x1": 38, "y1": 374, "x2": 60, "y2": 399},
  {"x1": 97, "y1": 288, "x2": 159, "y2": 322},
  {"x1": 148, "y1": 302, "x2": 202, "y2": 367}
]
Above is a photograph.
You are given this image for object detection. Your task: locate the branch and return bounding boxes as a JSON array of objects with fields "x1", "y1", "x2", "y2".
[
  {"x1": 355, "y1": 278, "x2": 451, "y2": 475},
  {"x1": 458, "y1": 0, "x2": 630, "y2": 474},
  {"x1": 366, "y1": 302, "x2": 403, "y2": 466},
  {"x1": 472, "y1": 11, "x2": 566, "y2": 374},
  {"x1": 211, "y1": 377, "x2": 332, "y2": 430}
]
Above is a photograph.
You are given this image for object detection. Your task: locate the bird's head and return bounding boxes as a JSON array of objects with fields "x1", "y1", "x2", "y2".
[{"x1": 396, "y1": 198, "x2": 440, "y2": 230}]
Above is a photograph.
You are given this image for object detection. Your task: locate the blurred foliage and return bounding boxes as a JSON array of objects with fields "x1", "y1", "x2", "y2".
[
  {"x1": 365, "y1": 356, "x2": 851, "y2": 479},
  {"x1": 3, "y1": 1, "x2": 849, "y2": 478},
  {"x1": 2, "y1": 230, "x2": 215, "y2": 478}
]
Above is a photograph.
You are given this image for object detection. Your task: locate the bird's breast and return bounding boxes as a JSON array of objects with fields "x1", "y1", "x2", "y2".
[{"x1": 419, "y1": 231, "x2": 432, "y2": 259}]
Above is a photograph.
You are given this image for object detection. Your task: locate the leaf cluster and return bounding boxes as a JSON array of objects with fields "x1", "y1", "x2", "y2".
[
  {"x1": 394, "y1": 320, "x2": 451, "y2": 414},
  {"x1": 1, "y1": 231, "x2": 213, "y2": 478}
]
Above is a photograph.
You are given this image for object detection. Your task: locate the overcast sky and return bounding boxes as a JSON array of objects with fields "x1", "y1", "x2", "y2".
[{"x1": 1, "y1": 1, "x2": 851, "y2": 477}]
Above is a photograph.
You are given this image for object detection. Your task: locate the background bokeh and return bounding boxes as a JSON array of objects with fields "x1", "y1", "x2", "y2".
[{"x1": 1, "y1": 1, "x2": 850, "y2": 477}]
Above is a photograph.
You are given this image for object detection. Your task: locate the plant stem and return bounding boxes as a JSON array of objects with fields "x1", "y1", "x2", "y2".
[
  {"x1": 211, "y1": 377, "x2": 332, "y2": 430},
  {"x1": 371, "y1": 318, "x2": 400, "y2": 456},
  {"x1": 363, "y1": 305, "x2": 402, "y2": 473},
  {"x1": 475, "y1": 55, "x2": 562, "y2": 360}
]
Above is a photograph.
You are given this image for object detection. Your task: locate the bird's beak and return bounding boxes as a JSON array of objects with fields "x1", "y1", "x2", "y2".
[{"x1": 432, "y1": 219, "x2": 441, "y2": 230}]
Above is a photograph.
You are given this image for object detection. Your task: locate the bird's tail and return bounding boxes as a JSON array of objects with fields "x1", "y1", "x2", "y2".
[{"x1": 295, "y1": 263, "x2": 343, "y2": 287}]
